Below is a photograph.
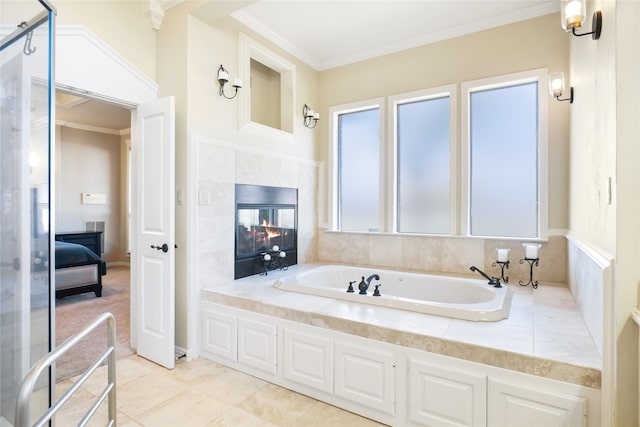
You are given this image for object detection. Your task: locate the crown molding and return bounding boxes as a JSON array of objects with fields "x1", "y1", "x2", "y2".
[{"x1": 233, "y1": 2, "x2": 559, "y2": 71}]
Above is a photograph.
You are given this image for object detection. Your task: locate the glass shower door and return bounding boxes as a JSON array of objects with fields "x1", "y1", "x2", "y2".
[{"x1": 0, "y1": 3, "x2": 55, "y2": 424}]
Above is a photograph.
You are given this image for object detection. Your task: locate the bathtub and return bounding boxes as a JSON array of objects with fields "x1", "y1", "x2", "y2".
[{"x1": 273, "y1": 265, "x2": 512, "y2": 321}]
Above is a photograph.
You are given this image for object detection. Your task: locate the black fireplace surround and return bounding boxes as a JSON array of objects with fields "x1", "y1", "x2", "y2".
[{"x1": 235, "y1": 184, "x2": 298, "y2": 279}]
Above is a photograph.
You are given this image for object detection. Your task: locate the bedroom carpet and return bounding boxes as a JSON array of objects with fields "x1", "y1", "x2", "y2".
[{"x1": 55, "y1": 265, "x2": 133, "y2": 382}]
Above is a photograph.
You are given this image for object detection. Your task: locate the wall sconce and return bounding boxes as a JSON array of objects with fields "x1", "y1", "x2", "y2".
[
  {"x1": 561, "y1": 0, "x2": 602, "y2": 40},
  {"x1": 549, "y1": 72, "x2": 574, "y2": 103},
  {"x1": 303, "y1": 104, "x2": 320, "y2": 128},
  {"x1": 217, "y1": 64, "x2": 242, "y2": 99}
]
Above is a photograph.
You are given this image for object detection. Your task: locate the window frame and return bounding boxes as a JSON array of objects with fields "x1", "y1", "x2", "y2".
[
  {"x1": 328, "y1": 98, "x2": 385, "y2": 231},
  {"x1": 327, "y1": 68, "x2": 548, "y2": 239},
  {"x1": 388, "y1": 85, "x2": 457, "y2": 235},
  {"x1": 460, "y1": 68, "x2": 549, "y2": 239}
]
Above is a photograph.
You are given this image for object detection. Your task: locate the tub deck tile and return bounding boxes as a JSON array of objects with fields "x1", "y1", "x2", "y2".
[{"x1": 201, "y1": 264, "x2": 601, "y2": 389}]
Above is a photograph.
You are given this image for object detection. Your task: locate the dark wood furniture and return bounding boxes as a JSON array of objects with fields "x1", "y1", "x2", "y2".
[
  {"x1": 54, "y1": 231, "x2": 105, "y2": 298},
  {"x1": 55, "y1": 231, "x2": 103, "y2": 255}
]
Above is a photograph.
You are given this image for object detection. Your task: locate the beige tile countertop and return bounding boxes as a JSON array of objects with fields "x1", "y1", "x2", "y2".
[{"x1": 201, "y1": 263, "x2": 601, "y2": 389}]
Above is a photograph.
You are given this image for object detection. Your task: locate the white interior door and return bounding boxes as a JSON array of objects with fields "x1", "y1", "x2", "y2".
[{"x1": 134, "y1": 96, "x2": 175, "y2": 369}]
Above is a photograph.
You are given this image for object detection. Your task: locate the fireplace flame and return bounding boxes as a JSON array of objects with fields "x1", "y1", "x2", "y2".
[{"x1": 265, "y1": 227, "x2": 281, "y2": 239}]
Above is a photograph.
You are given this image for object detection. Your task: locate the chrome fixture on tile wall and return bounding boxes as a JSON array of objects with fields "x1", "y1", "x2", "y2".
[
  {"x1": 561, "y1": 0, "x2": 602, "y2": 40},
  {"x1": 303, "y1": 104, "x2": 320, "y2": 128},
  {"x1": 217, "y1": 64, "x2": 243, "y2": 99},
  {"x1": 549, "y1": 72, "x2": 574, "y2": 104},
  {"x1": 519, "y1": 243, "x2": 541, "y2": 289}
]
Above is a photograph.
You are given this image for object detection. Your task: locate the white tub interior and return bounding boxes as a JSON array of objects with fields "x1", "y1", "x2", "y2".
[{"x1": 273, "y1": 265, "x2": 512, "y2": 321}]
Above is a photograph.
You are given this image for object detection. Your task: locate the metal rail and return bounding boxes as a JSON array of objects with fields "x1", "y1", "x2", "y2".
[{"x1": 15, "y1": 312, "x2": 117, "y2": 427}]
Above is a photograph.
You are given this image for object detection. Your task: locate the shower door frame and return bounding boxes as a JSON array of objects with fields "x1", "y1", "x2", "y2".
[{"x1": 0, "y1": 0, "x2": 56, "y2": 423}]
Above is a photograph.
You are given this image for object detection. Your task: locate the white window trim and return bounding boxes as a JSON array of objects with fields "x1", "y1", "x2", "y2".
[
  {"x1": 460, "y1": 68, "x2": 549, "y2": 239},
  {"x1": 328, "y1": 98, "x2": 385, "y2": 231},
  {"x1": 388, "y1": 84, "x2": 457, "y2": 234}
]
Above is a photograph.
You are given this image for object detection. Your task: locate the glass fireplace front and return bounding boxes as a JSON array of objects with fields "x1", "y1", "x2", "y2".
[
  {"x1": 235, "y1": 184, "x2": 298, "y2": 279},
  {"x1": 236, "y1": 205, "x2": 296, "y2": 257}
]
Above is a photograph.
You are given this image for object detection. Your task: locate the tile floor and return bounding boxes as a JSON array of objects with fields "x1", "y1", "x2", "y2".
[{"x1": 55, "y1": 354, "x2": 386, "y2": 426}]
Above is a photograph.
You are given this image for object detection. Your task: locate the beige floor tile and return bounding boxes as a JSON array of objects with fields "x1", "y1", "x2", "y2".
[
  {"x1": 65, "y1": 354, "x2": 160, "y2": 398},
  {"x1": 116, "y1": 371, "x2": 187, "y2": 418},
  {"x1": 134, "y1": 389, "x2": 231, "y2": 427},
  {"x1": 236, "y1": 383, "x2": 318, "y2": 427},
  {"x1": 205, "y1": 407, "x2": 277, "y2": 427},
  {"x1": 293, "y1": 400, "x2": 388, "y2": 426},
  {"x1": 55, "y1": 354, "x2": 383, "y2": 427},
  {"x1": 55, "y1": 377, "x2": 129, "y2": 426},
  {"x1": 118, "y1": 418, "x2": 144, "y2": 427},
  {"x1": 53, "y1": 385, "x2": 104, "y2": 426},
  {"x1": 169, "y1": 357, "x2": 228, "y2": 383},
  {"x1": 189, "y1": 366, "x2": 267, "y2": 405}
]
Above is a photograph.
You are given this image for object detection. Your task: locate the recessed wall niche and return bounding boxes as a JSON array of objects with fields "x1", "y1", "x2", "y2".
[
  {"x1": 239, "y1": 34, "x2": 296, "y2": 141},
  {"x1": 250, "y1": 59, "x2": 281, "y2": 129}
]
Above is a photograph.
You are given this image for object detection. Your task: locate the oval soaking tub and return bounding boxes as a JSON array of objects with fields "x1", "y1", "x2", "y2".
[{"x1": 273, "y1": 265, "x2": 512, "y2": 321}]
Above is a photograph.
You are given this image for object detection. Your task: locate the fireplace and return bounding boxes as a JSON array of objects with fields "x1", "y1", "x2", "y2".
[{"x1": 235, "y1": 184, "x2": 298, "y2": 279}]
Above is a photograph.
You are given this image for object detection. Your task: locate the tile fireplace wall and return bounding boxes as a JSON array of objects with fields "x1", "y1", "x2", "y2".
[{"x1": 196, "y1": 136, "x2": 319, "y2": 288}]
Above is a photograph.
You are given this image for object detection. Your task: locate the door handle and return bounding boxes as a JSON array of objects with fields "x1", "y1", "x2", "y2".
[{"x1": 150, "y1": 243, "x2": 169, "y2": 253}]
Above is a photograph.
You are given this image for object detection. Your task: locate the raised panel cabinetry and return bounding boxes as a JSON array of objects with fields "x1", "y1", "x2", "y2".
[
  {"x1": 200, "y1": 302, "x2": 598, "y2": 427},
  {"x1": 488, "y1": 378, "x2": 587, "y2": 427},
  {"x1": 238, "y1": 318, "x2": 277, "y2": 375},
  {"x1": 408, "y1": 358, "x2": 487, "y2": 427},
  {"x1": 283, "y1": 329, "x2": 333, "y2": 393},
  {"x1": 202, "y1": 309, "x2": 236, "y2": 361},
  {"x1": 335, "y1": 342, "x2": 395, "y2": 416}
]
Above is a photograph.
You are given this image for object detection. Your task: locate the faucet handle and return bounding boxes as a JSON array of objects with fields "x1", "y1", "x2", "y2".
[
  {"x1": 373, "y1": 284, "x2": 382, "y2": 297},
  {"x1": 346, "y1": 281, "x2": 355, "y2": 293}
]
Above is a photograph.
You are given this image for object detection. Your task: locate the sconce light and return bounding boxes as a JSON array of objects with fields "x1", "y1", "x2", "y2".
[
  {"x1": 303, "y1": 104, "x2": 320, "y2": 128},
  {"x1": 549, "y1": 72, "x2": 574, "y2": 103},
  {"x1": 561, "y1": 0, "x2": 602, "y2": 40},
  {"x1": 217, "y1": 64, "x2": 242, "y2": 99}
]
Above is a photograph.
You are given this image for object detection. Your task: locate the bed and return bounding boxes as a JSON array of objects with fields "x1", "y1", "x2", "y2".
[{"x1": 55, "y1": 233, "x2": 107, "y2": 298}]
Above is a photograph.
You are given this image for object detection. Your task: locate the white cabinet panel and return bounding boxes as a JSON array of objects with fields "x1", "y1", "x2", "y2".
[
  {"x1": 408, "y1": 358, "x2": 486, "y2": 427},
  {"x1": 283, "y1": 329, "x2": 333, "y2": 393},
  {"x1": 238, "y1": 318, "x2": 277, "y2": 375},
  {"x1": 488, "y1": 378, "x2": 587, "y2": 427},
  {"x1": 202, "y1": 309, "x2": 237, "y2": 361},
  {"x1": 335, "y1": 342, "x2": 396, "y2": 416}
]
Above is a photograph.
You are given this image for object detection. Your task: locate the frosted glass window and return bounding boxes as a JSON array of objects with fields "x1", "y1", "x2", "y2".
[
  {"x1": 469, "y1": 82, "x2": 538, "y2": 237},
  {"x1": 338, "y1": 108, "x2": 380, "y2": 231},
  {"x1": 397, "y1": 96, "x2": 450, "y2": 233}
]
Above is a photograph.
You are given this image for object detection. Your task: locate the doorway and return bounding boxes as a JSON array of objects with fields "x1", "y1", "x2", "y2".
[{"x1": 53, "y1": 92, "x2": 133, "y2": 381}]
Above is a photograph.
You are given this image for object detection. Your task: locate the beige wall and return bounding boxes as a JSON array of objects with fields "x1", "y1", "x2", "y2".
[
  {"x1": 317, "y1": 13, "x2": 570, "y2": 231},
  {"x1": 568, "y1": 0, "x2": 639, "y2": 424},
  {"x1": 569, "y1": 3, "x2": 616, "y2": 254},
  {"x1": 181, "y1": 13, "x2": 319, "y2": 159},
  {"x1": 56, "y1": 0, "x2": 157, "y2": 80},
  {"x1": 55, "y1": 125, "x2": 124, "y2": 263},
  {"x1": 1, "y1": 1, "x2": 156, "y2": 80},
  {"x1": 615, "y1": 1, "x2": 640, "y2": 423}
]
